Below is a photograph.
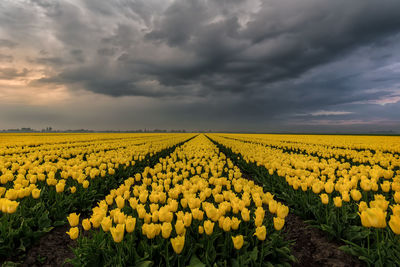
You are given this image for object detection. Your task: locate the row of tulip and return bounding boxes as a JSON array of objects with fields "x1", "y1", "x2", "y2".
[
  {"x1": 68, "y1": 134, "x2": 294, "y2": 266},
  {"x1": 208, "y1": 134, "x2": 400, "y2": 266},
  {"x1": 0, "y1": 133, "x2": 193, "y2": 260}
]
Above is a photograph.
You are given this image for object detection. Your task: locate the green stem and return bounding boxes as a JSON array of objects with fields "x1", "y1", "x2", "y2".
[
  {"x1": 376, "y1": 229, "x2": 382, "y2": 266},
  {"x1": 165, "y1": 242, "x2": 170, "y2": 267},
  {"x1": 259, "y1": 242, "x2": 264, "y2": 267}
]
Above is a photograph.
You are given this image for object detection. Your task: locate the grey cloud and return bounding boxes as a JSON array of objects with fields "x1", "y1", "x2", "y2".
[
  {"x1": 1, "y1": 0, "x2": 400, "y2": 131},
  {"x1": 0, "y1": 54, "x2": 13, "y2": 62},
  {"x1": 0, "y1": 68, "x2": 29, "y2": 79},
  {"x1": 0, "y1": 39, "x2": 17, "y2": 48}
]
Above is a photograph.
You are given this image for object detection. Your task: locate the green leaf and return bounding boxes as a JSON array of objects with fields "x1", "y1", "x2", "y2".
[
  {"x1": 136, "y1": 260, "x2": 153, "y2": 267},
  {"x1": 187, "y1": 255, "x2": 206, "y2": 267}
]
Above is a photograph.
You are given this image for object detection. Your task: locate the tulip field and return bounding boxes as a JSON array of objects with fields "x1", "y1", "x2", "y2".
[{"x1": 1, "y1": 133, "x2": 400, "y2": 266}]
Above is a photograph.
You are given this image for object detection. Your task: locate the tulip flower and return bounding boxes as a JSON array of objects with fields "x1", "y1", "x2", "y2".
[
  {"x1": 222, "y1": 217, "x2": 232, "y2": 232},
  {"x1": 56, "y1": 183, "x2": 65, "y2": 193},
  {"x1": 198, "y1": 225, "x2": 204, "y2": 234},
  {"x1": 231, "y1": 235, "x2": 244, "y2": 250},
  {"x1": 273, "y1": 217, "x2": 285, "y2": 231},
  {"x1": 101, "y1": 216, "x2": 112, "y2": 232},
  {"x1": 31, "y1": 188, "x2": 41, "y2": 199},
  {"x1": 254, "y1": 226, "x2": 267, "y2": 241},
  {"x1": 175, "y1": 220, "x2": 185, "y2": 235},
  {"x1": 67, "y1": 213, "x2": 80, "y2": 227},
  {"x1": 161, "y1": 222, "x2": 172, "y2": 238},
  {"x1": 389, "y1": 215, "x2": 400, "y2": 235},
  {"x1": 110, "y1": 224, "x2": 125, "y2": 243},
  {"x1": 115, "y1": 195, "x2": 125, "y2": 209},
  {"x1": 204, "y1": 220, "x2": 214, "y2": 235},
  {"x1": 231, "y1": 217, "x2": 241, "y2": 230},
  {"x1": 66, "y1": 227, "x2": 79, "y2": 240},
  {"x1": 359, "y1": 208, "x2": 387, "y2": 228},
  {"x1": 82, "y1": 219, "x2": 91, "y2": 231},
  {"x1": 241, "y1": 208, "x2": 250, "y2": 222},
  {"x1": 277, "y1": 204, "x2": 289, "y2": 218},
  {"x1": 320, "y1": 194, "x2": 329, "y2": 205},
  {"x1": 126, "y1": 217, "x2": 136, "y2": 233},
  {"x1": 333, "y1": 197, "x2": 342, "y2": 208},
  {"x1": 350, "y1": 189, "x2": 362, "y2": 201},
  {"x1": 171, "y1": 235, "x2": 185, "y2": 254}
]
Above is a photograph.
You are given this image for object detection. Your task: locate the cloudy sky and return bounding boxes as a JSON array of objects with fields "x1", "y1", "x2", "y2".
[{"x1": 1, "y1": 0, "x2": 400, "y2": 132}]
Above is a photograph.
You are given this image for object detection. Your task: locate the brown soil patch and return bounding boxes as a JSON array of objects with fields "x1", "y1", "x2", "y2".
[
  {"x1": 284, "y1": 213, "x2": 364, "y2": 267},
  {"x1": 20, "y1": 225, "x2": 75, "y2": 267}
]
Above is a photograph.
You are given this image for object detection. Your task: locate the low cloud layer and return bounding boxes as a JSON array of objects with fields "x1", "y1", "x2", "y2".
[{"x1": 1, "y1": 0, "x2": 400, "y2": 132}]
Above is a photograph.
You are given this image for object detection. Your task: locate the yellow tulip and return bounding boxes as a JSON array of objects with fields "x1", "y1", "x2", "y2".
[
  {"x1": 183, "y1": 213, "x2": 192, "y2": 227},
  {"x1": 254, "y1": 226, "x2": 266, "y2": 241},
  {"x1": 67, "y1": 213, "x2": 80, "y2": 227},
  {"x1": 324, "y1": 182, "x2": 334, "y2": 194},
  {"x1": 268, "y1": 200, "x2": 277, "y2": 214},
  {"x1": 389, "y1": 215, "x2": 400, "y2": 235},
  {"x1": 70, "y1": 186, "x2": 77, "y2": 194},
  {"x1": 320, "y1": 194, "x2": 329, "y2": 205},
  {"x1": 110, "y1": 224, "x2": 125, "y2": 243},
  {"x1": 66, "y1": 227, "x2": 79, "y2": 240},
  {"x1": 6, "y1": 201, "x2": 19, "y2": 214},
  {"x1": 277, "y1": 204, "x2": 289, "y2": 218},
  {"x1": 231, "y1": 217, "x2": 241, "y2": 230},
  {"x1": 394, "y1": 192, "x2": 400, "y2": 204},
  {"x1": 359, "y1": 208, "x2": 387, "y2": 228},
  {"x1": 56, "y1": 183, "x2": 65, "y2": 193},
  {"x1": 171, "y1": 235, "x2": 185, "y2": 254},
  {"x1": 333, "y1": 197, "x2": 342, "y2": 208},
  {"x1": 222, "y1": 217, "x2": 232, "y2": 232},
  {"x1": 83, "y1": 180, "x2": 89, "y2": 189},
  {"x1": 101, "y1": 216, "x2": 112, "y2": 232},
  {"x1": 175, "y1": 220, "x2": 185, "y2": 235},
  {"x1": 231, "y1": 235, "x2": 244, "y2": 250},
  {"x1": 391, "y1": 204, "x2": 400, "y2": 217},
  {"x1": 358, "y1": 201, "x2": 368, "y2": 212},
  {"x1": 241, "y1": 208, "x2": 250, "y2": 222},
  {"x1": 31, "y1": 188, "x2": 41, "y2": 199},
  {"x1": 115, "y1": 195, "x2": 125, "y2": 209},
  {"x1": 350, "y1": 189, "x2": 362, "y2": 201},
  {"x1": 273, "y1": 217, "x2": 285, "y2": 231},
  {"x1": 198, "y1": 225, "x2": 204, "y2": 234},
  {"x1": 161, "y1": 222, "x2": 172, "y2": 238},
  {"x1": 82, "y1": 219, "x2": 91, "y2": 231},
  {"x1": 126, "y1": 217, "x2": 136, "y2": 233},
  {"x1": 204, "y1": 220, "x2": 214, "y2": 235}
]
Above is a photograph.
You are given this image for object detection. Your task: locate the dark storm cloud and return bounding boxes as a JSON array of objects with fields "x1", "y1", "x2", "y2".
[
  {"x1": 20, "y1": 0, "x2": 400, "y2": 100},
  {"x1": 1, "y1": 0, "x2": 400, "y2": 131}
]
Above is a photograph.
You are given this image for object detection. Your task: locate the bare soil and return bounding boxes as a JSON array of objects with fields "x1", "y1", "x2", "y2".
[
  {"x1": 19, "y1": 225, "x2": 75, "y2": 267},
  {"x1": 284, "y1": 213, "x2": 364, "y2": 267}
]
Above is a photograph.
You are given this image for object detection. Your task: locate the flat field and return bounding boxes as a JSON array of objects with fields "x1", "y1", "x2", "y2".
[{"x1": 1, "y1": 133, "x2": 399, "y2": 266}]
